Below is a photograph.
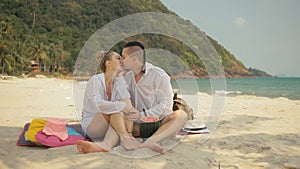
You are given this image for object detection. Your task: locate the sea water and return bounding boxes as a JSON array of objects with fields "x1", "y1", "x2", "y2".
[{"x1": 171, "y1": 77, "x2": 300, "y2": 100}]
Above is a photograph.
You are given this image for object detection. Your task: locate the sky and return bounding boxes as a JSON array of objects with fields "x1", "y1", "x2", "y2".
[{"x1": 160, "y1": 0, "x2": 300, "y2": 77}]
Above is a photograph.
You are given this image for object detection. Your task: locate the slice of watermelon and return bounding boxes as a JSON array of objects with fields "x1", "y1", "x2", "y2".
[{"x1": 140, "y1": 116, "x2": 159, "y2": 123}]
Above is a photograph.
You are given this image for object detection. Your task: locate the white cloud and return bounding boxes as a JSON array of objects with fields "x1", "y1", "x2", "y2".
[{"x1": 234, "y1": 17, "x2": 246, "y2": 27}]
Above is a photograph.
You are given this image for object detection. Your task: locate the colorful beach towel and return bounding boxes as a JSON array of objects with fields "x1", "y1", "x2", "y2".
[
  {"x1": 16, "y1": 123, "x2": 37, "y2": 146},
  {"x1": 16, "y1": 121, "x2": 84, "y2": 147}
]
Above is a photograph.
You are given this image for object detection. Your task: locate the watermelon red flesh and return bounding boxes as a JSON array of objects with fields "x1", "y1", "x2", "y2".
[{"x1": 140, "y1": 116, "x2": 159, "y2": 122}]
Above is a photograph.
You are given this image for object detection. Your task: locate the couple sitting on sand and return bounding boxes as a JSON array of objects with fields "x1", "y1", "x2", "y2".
[{"x1": 76, "y1": 41, "x2": 187, "y2": 154}]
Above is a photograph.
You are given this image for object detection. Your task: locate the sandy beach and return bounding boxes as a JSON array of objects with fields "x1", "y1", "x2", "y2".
[{"x1": 0, "y1": 77, "x2": 299, "y2": 169}]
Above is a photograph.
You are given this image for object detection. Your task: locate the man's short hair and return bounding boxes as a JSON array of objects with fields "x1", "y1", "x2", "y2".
[
  {"x1": 122, "y1": 41, "x2": 146, "y2": 63},
  {"x1": 123, "y1": 41, "x2": 145, "y2": 50}
]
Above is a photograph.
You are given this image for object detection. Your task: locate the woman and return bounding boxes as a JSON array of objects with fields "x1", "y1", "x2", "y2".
[{"x1": 77, "y1": 51, "x2": 140, "y2": 153}]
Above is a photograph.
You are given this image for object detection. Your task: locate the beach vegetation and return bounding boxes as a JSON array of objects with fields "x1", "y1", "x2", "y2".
[{"x1": 0, "y1": 0, "x2": 270, "y2": 78}]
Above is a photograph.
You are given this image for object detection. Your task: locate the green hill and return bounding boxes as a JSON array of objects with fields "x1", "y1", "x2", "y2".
[{"x1": 0, "y1": 0, "x2": 270, "y2": 78}]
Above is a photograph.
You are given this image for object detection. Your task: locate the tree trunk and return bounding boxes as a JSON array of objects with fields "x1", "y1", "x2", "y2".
[{"x1": 1, "y1": 59, "x2": 4, "y2": 75}]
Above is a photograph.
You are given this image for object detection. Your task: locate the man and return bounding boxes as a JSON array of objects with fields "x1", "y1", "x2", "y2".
[{"x1": 121, "y1": 41, "x2": 187, "y2": 153}]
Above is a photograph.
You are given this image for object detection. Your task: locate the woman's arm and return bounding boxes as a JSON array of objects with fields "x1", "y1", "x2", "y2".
[{"x1": 84, "y1": 75, "x2": 127, "y2": 114}]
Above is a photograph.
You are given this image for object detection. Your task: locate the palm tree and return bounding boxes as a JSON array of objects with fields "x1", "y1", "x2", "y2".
[
  {"x1": 48, "y1": 43, "x2": 58, "y2": 72},
  {"x1": 30, "y1": 40, "x2": 49, "y2": 72},
  {"x1": 12, "y1": 42, "x2": 30, "y2": 75},
  {"x1": 0, "y1": 21, "x2": 14, "y2": 75},
  {"x1": 0, "y1": 43, "x2": 13, "y2": 75},
  {"x1": 0, "y1": 21, "x2": 13, "y2": 41}
]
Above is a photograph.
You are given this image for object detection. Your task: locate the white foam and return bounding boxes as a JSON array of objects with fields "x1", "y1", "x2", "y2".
[{"x1": 214, "y1": 90, "x2": 242, "y2": 95}]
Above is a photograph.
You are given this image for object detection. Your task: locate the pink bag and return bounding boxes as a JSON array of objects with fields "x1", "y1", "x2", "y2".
[{"x1": 35, "y1": 130, "x2": 84, "y2": 147}]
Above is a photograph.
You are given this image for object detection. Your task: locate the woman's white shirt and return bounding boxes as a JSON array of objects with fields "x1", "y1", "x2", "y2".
[{"x1": 81, "y1": 73, "x2": 130, "y2": 132}]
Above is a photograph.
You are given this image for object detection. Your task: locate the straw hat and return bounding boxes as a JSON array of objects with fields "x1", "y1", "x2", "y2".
[{"x1": 184, "y1": 120, "x2": 206, "y2": 131}]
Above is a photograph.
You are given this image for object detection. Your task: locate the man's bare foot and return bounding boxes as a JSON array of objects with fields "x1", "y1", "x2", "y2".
[
  {"x1": 120, "y1": 136, "x2": 142, "y2": 150},
  {"x1": 138, "y1": 141, "x2": 165, "y2": 154},
  {"x1": 76, "y1": 140, "x2": 110, "y2": 154}
]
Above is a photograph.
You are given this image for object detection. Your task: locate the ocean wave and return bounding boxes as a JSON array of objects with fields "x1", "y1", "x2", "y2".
[{"x1": 214, "y1": 90, "x2": 242, "y2": 95}]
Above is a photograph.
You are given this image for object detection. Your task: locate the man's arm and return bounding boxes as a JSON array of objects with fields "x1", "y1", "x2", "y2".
[{"x1": 141, "y1": 73, "x2": 173, "y2": 119}]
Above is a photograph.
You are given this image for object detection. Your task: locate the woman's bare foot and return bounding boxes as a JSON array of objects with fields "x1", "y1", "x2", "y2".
[
  {"x1": 120, "y1": 136, "x2": 142, "y2": 150},
  {"x1": 138, "y1": 141, "x2": 165, "y2": 154},
  {"x1": 76, "y1": 140, "x2": 110, "y2": 154}
]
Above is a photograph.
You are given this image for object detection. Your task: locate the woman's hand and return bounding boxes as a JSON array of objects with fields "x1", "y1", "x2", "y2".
[
  {"x1": 120, "y1": 99, "x2": 140, "y2": 121},
  {"x1": 128, "y1": 108, "x2": 141, "y2": 122},
  {"x1": 114, "y1": 65, "x2": 127, "y2": 77},
  {"x1": 121, "y1": 98, "x2": 132, "y2": 114}
]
